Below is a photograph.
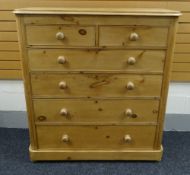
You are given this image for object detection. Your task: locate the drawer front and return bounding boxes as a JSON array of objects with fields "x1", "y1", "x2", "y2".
[
  {"x1": 24, "y1": 16, "x2": 171, "y2": 26},
  {"x1": 31, "y1": 73, "x2": 162, "y2": 97},
  {"x1": 36, "y1": 125, "x2": 156, "y2": 149},
  {"x1": 28, "y1": 49, "x2": 165, "y2": 72},
  {"x1": 34, "y1": 99, "x2": 159, "y2": 123},
  {"x1": 99, "y1": 26, "x2": 168, "y2": 47},
  {"x1": 26, "y1": 25, "x2": 95, "y2": 46}
]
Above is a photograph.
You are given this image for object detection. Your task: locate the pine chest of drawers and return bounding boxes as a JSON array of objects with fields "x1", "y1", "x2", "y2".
[{"x1": 14, "y1": 8, "x2": 180, "y2": 161}]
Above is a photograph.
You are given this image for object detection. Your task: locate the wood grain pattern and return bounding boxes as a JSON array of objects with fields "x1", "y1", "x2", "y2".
[
  {"x1": 28, "y1": 49, "x2": 165, "y2": 72},
  {"x1": 99, "y1": 26, "x2": 168, "y2": 47},
  {"x1": 154, "y1": 18, "x2": 178, "y2": 149},
  {"x1": 15, "y1": 16, "x2": 38, "y2": 149},
  {"x1": 36, "y1": 125, "x2": 156, "y2": 149},
  {"x1": 29, "y1": 145, "x2": 163, "y2": 161},
  {"x1": 14, "y1": 8, "x2": 179, "y2": 161},
  {"x1": 24, "y1": 15, "x2": 171, "y2": 26},
  {"x1": 31, "y1": 73, "x2": 162, "y2": 98},
  {"x1": 26, "y1": 25, "x2": 96, "y2": 47},
  {"x1": 33, "y1": 98, "x2": 159, "y2": 123}
]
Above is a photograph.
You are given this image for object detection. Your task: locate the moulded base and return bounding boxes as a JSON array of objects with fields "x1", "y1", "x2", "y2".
[{"x1": 29, "y1": 145, "x2": 163, "y2": 161}]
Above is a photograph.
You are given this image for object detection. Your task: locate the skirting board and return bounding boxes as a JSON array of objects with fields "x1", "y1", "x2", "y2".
[
  {"x1": 29, "y1": 145, "x2": 163, "y2": 161},
  {"x1": 0, "y1": 111, "x2": 190, "y2": 131}
]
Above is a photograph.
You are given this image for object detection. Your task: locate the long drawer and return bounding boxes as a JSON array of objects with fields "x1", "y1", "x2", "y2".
[
  {"x1": 28, "y1": 49, "x2": 165, "y2": 72},
  {"x1": 99, "y1": 26, "x2": 168, "y2": 47},
  {"x1": 26, "y1": 25, "x2": 95, "y2": 46},
  {"x1": 31, "y1": 73, "x2": 162, "y2": 97},
  {"x1": 36, "y1": 125, "x2": 156, "y2": 149},
  {"x1": 34, "y1": 99, "x2": 159, "y2": 123}
]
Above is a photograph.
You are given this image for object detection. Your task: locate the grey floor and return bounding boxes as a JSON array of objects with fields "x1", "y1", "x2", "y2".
[{"x1": 0, "y1": 128, "x2": 190, "y2": 175}]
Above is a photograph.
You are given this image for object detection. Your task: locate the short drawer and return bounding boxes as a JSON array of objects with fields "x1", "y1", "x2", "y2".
[
  {"x1": 31, "y1": 73, "x2": 162, "y2": 97},
  {"x1": 26, "y1": 25, "x2": 95, "y2": 46},
  {"x1": 34, "y1": 99, "x2": 159, "y2": 123},
  {"x1": 36, "y1": 125, "x2": 156, "y2": 149},
  {"x1": 28, "y1": 49, "x2": 165, "y2": 72},
  {"x1": 99, "y1": 26, "x2": 168, "y2": 47}
]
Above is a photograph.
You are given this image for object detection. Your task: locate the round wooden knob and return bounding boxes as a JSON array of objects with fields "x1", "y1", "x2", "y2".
[
  {"x1": 127, "y1": 57, "x2": 136, "y2": 65},
  {"x1": 60, "y1": 108, "x2": 68, "y2": 116},
  {"x1": 125, "y1": 109, "x2": 133, "y2": 117},
  {"x1": 126, "y1": 81, "x2": 135, "y2": 90},
  {"x1": 57, "y1": 56, "x2": 66, "y2": 64},
  {"x1": 56, "y1": 32, "x2": 65, "y2": 40},
  {"x1": 59, "y1": 81, "x2": 67, "y2": 89},
  {"x1": 124, "y1": 134, "x2": 132, "y2": 143},
  {"x1": 61, "y1": 134, "x2": 70, "y2": 143},
  {"x1": 129, "y1": 32, "x2": 139, "y2": 41}
]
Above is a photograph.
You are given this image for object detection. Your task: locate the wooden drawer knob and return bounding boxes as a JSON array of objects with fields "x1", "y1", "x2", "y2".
[
  {"x1": 60, "y1": 108, "x2": 68, "y2": 116},
  {"x1": 125, "y1": 109, "x2": 138, "y2": 118},
  {"x1": 129, "y1": 32, "x2": 139, "y2": 41},
  {"x1": 59, "y1": 81, "x2": 67, "y2": 89},
  {"x1": 57, "y1": 56, "x2": 66, "y2": 64},
  {"x1": 61, "y1": 134, "x2": 70, "y2": 143},
  {"x1": 125, "y1": 109, "x2": 133, "y2": 117},
  {"x1": 56, "y1": 32, "x2": 65, "y2": 40},
  {"x1": 127, "y1": 57, "x2": 136, "y2": 65},
  {"x1": 124, "y1": 134, "x2": 132, "y2": 143},
  {"x1": 126, "y1": 81, "x2": 135, "y2": 90}
]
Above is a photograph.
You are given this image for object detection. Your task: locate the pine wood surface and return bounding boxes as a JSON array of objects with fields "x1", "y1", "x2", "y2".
[
  {"x1": 15, "y1": 7, "x2": 179, "y2": 160},
  {"x1": 31, "y1": 73, "x2": 163, "y2": 98},
  {"x1": 28, "y1": 49, "x2": 165, "y2": 72},
  {"x1": 26, "y1": 25, "x2": 96, "y2": 47},
  {"x1": 36, "y1": 125, "x2": 156, "y2": 149},
  {"x1": 24, "y1": 15, "x2": 171, "y2": 26},
  {"x1": 33, "y1": 98, "x2": 159, "y2": 123}
]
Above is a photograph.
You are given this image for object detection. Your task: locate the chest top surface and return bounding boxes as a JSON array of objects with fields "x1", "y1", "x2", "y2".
[{"x1": 13, "y1": 7, "x2": 181, "y2": 16}]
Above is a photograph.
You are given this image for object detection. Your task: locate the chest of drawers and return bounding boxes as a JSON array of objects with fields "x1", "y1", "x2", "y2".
[{"x1": 14, "y1": 8, "x2": 180, "y2": 161}]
